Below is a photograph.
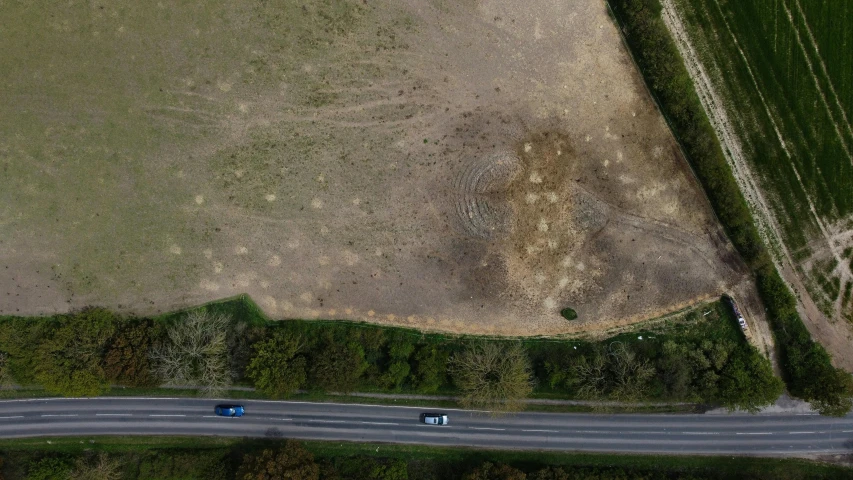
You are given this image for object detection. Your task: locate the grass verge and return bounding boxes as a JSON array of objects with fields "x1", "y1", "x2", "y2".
[{"x1": 0, "y1": 436, "x2": 849, "y2": 479}]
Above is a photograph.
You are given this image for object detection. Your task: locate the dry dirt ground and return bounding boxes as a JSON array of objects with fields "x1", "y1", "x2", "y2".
[{"x1": 0, "y1": 0, "x2": 747, "y2": 336}]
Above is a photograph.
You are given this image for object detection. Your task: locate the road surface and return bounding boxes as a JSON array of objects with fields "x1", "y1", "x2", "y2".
[{"x1": 1, "y1": 397, "x2": 851, "y2": 455}]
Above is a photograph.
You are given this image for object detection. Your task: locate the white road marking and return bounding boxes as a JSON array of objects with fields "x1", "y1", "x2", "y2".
[
  {"x1": 574, "y1": 430, "x2": 666, "y2": 435},
  {"x1": 96, "y1": 414, "x2": 132, "y2": 417},
  {"x1": 736, "y1": 432, "x2": 772, "y2": 435},
  {"x1": 361, "y1": 422, "x2": 399, "y2": 425},
  {"x1": 681, "y1": 432, "x2": 719, "y2": 435},
  {"x1": 469, "y1": 427, "x2": 505, "y2": 431},
  {"x1": 41, "y1": 414, "x2": 78, "y2": 417},
  {"x1": 308, "y1": 419, "x2": 345, "y2": 424},
  {"x1": 0, "y1": 416, "x2": 24, "y2": 419},
  {"x1": 149, "y1": 414, "x2": 186, "y2": 417},
  {"x1": 0, "y1": 397, "x2": 185, "y2": 403},
  {"x1": 232, "y1": 398, "x2": 491, "y2": 414},
  {"x1": 789, "y1": 431, "x2": 815, "y2": 435},
  {"x1": 522, "y1": 429, "x2": 558, "y2": 433},
  {"x1": 275, "y1": 418, "x2": 293, "y2": 421}
]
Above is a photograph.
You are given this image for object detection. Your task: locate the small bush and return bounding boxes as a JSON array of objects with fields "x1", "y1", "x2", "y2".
[{"x1": 559, "y1": 308, "x2": 577, "y2": 321}]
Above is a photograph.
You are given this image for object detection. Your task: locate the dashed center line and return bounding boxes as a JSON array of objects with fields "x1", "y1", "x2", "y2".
[
  {"x1": 469, "y1": 427, "x2": 505, "y2": 431},
  {"x1": 0, "y1": 416, "x2": 24, "y2": 419},
  {"x1": 680, "y1": 432, "x2": 719, "y2": 435},
  {"x1": 522, "y1": 429, "x2": 558, "y2": 433},
  {"x1": 41, "y1": 414, "x2": 78, "y2": 417},
  {"x1": 308, "y1": 419, "x2": 345, "y2": 424},
  {"x1": 361, "y1": 422, "x2": 399, "y2": 426},
  {"x1": 149, "y1": 414, "x2": 186, "y2": 417},
  {"x1": 736, "y1": 432, "x2": 772, "y2": 435},
  {"x1": 96, "y1": 414, "x2": 132, "y2": 417},
  {"x1": 789, "y1": 431, "x2": 815, "y2": 435}
]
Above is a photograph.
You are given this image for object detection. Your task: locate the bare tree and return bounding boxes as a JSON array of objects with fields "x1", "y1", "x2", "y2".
[
  {"x1": 608, "y1": 342, "x2": 653, "y2": 401},
  {"x1": 571, "y1": 351, "x2": 608, "y2": 399},
  {"x1": 450, "y1": 342, "x2": 534, "y2": 412},
  {"x1": 69, "y1": 452, "x2": 121, "y2": 480},
  {"x1": 149, "y1": 310, "x2": 230, "y2": 396}
]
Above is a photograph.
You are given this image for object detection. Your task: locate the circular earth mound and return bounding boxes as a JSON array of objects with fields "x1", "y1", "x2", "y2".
[{"x1": 452, "y1": 152, "x2": 522, "y2": 239}]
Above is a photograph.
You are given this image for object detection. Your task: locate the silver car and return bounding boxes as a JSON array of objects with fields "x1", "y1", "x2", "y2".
[{"x1": 420, "y1": 413, "x2": 448, "y2": 425}]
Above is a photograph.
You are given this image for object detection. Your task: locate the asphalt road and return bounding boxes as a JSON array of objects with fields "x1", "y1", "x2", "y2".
[{"x1": 1, "y1": 397, "x2": 852, "y2": 455}]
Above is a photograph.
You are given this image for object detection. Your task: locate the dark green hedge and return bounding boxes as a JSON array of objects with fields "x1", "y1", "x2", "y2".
[
  {"x1": 0, "y1": 297, "x2": 780, "y2": 411},
  {"x1": 606, "y1": 0, "x2": 850, "y2": 414}
]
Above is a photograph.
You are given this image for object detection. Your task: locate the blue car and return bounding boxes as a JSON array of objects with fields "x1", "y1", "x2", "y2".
[{"x1": 214, "y1": 404, "x2": 245, "y2": 417}]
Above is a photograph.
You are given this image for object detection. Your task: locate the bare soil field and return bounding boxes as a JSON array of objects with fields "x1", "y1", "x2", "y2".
[{"x1": 0, "y1": 0, "x2": 746, "y2": 335}]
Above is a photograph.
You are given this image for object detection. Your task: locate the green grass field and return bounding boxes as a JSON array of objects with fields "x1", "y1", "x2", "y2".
[
  {"x1": 1, "y1": 436, "x2": 850, "y2": 480},
  {"x1": 671, "y1": 0, "x2": 853, "y2": 320}
]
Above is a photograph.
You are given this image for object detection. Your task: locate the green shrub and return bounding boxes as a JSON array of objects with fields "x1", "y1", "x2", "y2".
[
  {"x1": 246, "y1": 330, "x2": 307, "y2": 397},
  {"x1": 463, "y1": 462, "x2": 526, "y2": 480},
  {"x1": 411, "y1": 345, "x2": 449, "y2": 393},
  {"x1": 102, "y1": 319, "x2": 160, "y2": 387},
  {"x1": 559, "y1": 308, "x2": 577, "y2": 321},
  {"x1": 309, "y1": 338, "x2": 368, "y2": 392},
  {"x1": 332, "y1": 456, "x2": 408, "y2": 480},
  {"x1": 236, "y1": 441, "x2": 319, "y2": 480},
  {"x1": 33, "y1": 308, "x2": 117, "y2": 396},
  {"x1": 26, "y1": 457, "x2": 72, "y2": 480}
]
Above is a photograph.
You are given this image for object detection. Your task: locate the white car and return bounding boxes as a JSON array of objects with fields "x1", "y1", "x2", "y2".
[
  {"x1": 420, "y1": 413, "x2": 448, "y2": 425},
  {"x1": 724, "y1": 295, "x2": 749, "y2": 332}
]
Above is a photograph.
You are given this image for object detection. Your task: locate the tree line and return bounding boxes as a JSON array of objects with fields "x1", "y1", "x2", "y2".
[{"x1": 0, "y1": 299, "x2": 783, "y2": 413}]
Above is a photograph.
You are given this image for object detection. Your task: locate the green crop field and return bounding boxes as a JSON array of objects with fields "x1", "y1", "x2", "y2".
[{"x1": 670, "y1": 0, "x2": 853, "y2": 321}]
